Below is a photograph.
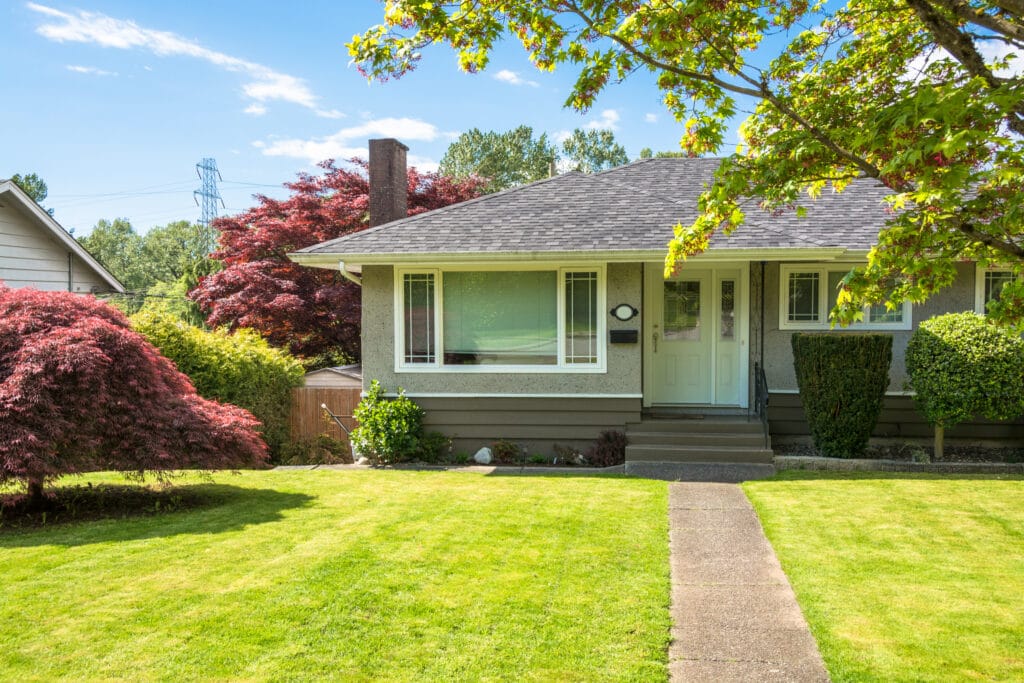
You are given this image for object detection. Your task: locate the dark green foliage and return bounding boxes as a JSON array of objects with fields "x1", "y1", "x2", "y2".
[
  {"x1": 279, "y1": 435, "x2": 353, "y2": 466},
  {"x1": 417, "y1": 431, "x2": 453, "y2": 464},
  {"x1": 906, "y1": 313, "x2": 1024, "y2": 429},
  {"x1": 792, "y1": 334, "x2": 893, "y2": 458},
  {"x1": 132, "y1": 312, "x2": 304, "y2": 461},
  {"x1": 490, "y1": 439, "x2": 524, "y2": 464},
  {"x1": 350, "y1": 381, "x2": 424, "y2": 464},
  {"x1": 585, "y1": 430, "x2": 628, "y2": 467}
]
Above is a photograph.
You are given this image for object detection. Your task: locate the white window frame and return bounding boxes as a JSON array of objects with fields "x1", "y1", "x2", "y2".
[
  {"x1": 394, "y1": 263, "x2": 607, "y2": 373},
  {"x1": 974, "y1": 264, "x2": 1018, "y2": 314},
  {"x1": 778, "y1": 263, "x2": 912, "y2": 331}
]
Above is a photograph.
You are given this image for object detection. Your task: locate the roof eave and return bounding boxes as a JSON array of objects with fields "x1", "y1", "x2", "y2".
[
  {"x1": 0, "y1": 181, "x2": 126, "y2": 294},
  {"x1": 288, "y1": 246, "x2": 856, "y2": 271}
]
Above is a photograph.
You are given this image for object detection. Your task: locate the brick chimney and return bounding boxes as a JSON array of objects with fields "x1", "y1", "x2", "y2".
[{"x1": 368, "y1": 138, "x2": 409, "y2": 227}]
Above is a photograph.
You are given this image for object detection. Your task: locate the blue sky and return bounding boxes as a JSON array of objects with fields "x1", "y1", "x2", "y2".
[{"x1": 1, "y1": 1, "x2": 727, "y2": 236}]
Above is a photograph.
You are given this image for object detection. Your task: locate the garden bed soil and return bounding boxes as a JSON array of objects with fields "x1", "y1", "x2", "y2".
[{"x1": 774, "y1": 442, "x2": 1022, "y2": 463}]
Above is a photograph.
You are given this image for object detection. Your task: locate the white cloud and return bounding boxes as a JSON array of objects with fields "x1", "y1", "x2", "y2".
[
  {"x1": 553, "y1": 129, "x2": 573, "y2": 144},
  {"x1": 29, "y1": 3, "x2": 340, "y2": 116},
  {"x1": 493, "y1": 69, "x2": 539, "y2": 87},
  {"x1": 66, "y1": 64, "x2": 117, "y2": 76},
  {"x1": 257, "y1": 117, "x2": 444, "y2": 164},
  {"x1": 644, "y1": 112, "x2": 658, "y2": 123},
  {"x1": 244, "y1": 103, "x2": 267, "y2": 116},
  {"x1": 584, "y1": 109, "x2": 620, "y2": 131},
  {"x1": 408, "y1": 154, "x2": 439, "y2": 172}
]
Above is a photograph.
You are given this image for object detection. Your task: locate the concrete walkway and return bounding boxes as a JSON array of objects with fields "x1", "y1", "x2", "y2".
[{"x1": 668, "y1": 482, "x2": 829, "y2": 682}]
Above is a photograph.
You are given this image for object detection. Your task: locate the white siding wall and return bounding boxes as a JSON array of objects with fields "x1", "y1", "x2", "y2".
[{"x1": 0, "y1": 203, "x2": 108, "y2": 293}]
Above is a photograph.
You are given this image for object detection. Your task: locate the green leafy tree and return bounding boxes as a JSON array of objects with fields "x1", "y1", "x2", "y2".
[
  {"x1": 351, "y1": 1, "x2": 1024, "y2": 327},
  {"x1": 439, "y1": 126, "x2": 557, "y2": 193},
  {"x1": 560, "y1": 128, "x2": 628, "y2": 173},
  {"x1": 639, "y1": 148, "x2": 686, "y2": 160},
  {"x1": 10, "y1": 172, "x2": 53, "y2": 215},
  {"x1": 141, "y1": 220, "x2": 218, "y2": 283},
  {"x1": 77, "y1": 218, "x2": 150, "y2": 292}
]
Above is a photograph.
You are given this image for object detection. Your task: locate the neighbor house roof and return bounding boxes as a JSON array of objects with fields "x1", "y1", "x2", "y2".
[
  {"x1": 0, "y1": 179, "x2": 126, "y2": 293},
  {"x1": 290, "y1": 158, "x2": 893, "y2": 269}
]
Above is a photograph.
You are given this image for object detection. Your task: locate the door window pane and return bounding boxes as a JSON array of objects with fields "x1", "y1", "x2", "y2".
[
  {"x1": 788, "y1": 272, "x2": 819, "y2": 322},
  {"x1": 565, "y1": 271, "x2": 598, "y2": 364},
  {"x1": 442, "y1": 271, "x2": 557, "y2": 365},
  {"x1": 720, "y1": 280, "x2": 735, "y2": 340},
  {"x1": 665, "y1": 280, "x2": 701, "y2": 341},
  {"x1": 403, "y1": 273, "x2": 435, "y2": 364}
]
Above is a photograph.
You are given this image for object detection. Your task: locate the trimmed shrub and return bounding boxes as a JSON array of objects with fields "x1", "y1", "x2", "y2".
[
  {"x1": 490, "y1": 439, "x2": 524, "y2": 465},
  {"x1": 906, "y1": 313, "x2": 1024, "y2": 457},
  {"x1": 585, "y1": 430, "x2": 628, "y2": 467},
  {"x1": 792, "y1": 334, "x2": 893, "y2": 458},
  {"x1": 350, "y1": 380, "x2": 424, "y2": 464},
  {"x1": 132, "y1": 312, "x2": 304, "y2": 461}
]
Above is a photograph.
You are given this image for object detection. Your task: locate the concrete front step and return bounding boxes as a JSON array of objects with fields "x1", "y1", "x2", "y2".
[
  {"x1": 628, "y1": 431, "x2": 769, "y2": 448},
  {"x1": 625, "y1": 444, "x2": 775, "y2": 464},
  {"x1": 626, "y1": 418, "x2": 764, "y2": 434}
]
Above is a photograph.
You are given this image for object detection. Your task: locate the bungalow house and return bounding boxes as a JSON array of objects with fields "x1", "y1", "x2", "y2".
[
  {"x1": 0, "y1": 179, "x2": 124, "y2": 295},
  {"x1": 289, "y1": 139, "x2": 1021, "y2": 463}
]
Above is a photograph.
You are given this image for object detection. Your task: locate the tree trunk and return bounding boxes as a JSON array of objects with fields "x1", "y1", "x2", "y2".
[
  {"x1": 26, "y1": 478, "x2": 46, "y2": 510},
  {"x1": 934, "y1": 424, "x2": 945, "y2": 461}
]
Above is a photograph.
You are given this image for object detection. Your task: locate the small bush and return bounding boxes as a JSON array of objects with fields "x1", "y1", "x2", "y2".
[
  {"x1": 585, "y1": 430, "x2": 628, "y2": 467},
  {"x1": 553, "y1": 444, "x2": 584, "y2": 465},
  {"x1": 907, "y1": 312, "x2": 1024, "y2": 430},
  {"x1": 132, "y1": 312, "x2": 304, "y2": 461},
  {"x1": 792, "y1": 334, "x2": 893, "y2": 458},
  {"x1": 279, "y1": 435, "x2": 352, "y2": 466},
  {"x1": 490, "y1": 439, "x2": 524, "y2": 464},
  {"x1": 417, "y1": 431, "x2": 453, "y2": 464},
  {"x1": 350, "y1": 381, "x2": 424, "y2": 464}
]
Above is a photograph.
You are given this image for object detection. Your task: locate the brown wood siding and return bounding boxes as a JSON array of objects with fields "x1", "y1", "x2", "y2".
[
  {"x1": 768, "y1": 392, "x2": 1024, "y2": 443},
  {"x1": 415, "y1": 396, "x2": 642, "y2": 455},
  {"x1": 289, "y1": 387, "x2": 361, "y2": 445}
]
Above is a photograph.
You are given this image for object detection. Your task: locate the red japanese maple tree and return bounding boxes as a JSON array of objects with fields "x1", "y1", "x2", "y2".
[
  {"x1": 189, "y1": 160, "x2": 484, "y2": 359},
  {"x1": 0, "y1": 286, "x2": 268, "y2": 504}
]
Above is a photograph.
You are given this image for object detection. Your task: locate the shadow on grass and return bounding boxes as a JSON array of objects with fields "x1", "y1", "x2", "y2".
[{"x1": 0, "y1": 483, "x2": 314, "y2": 547}]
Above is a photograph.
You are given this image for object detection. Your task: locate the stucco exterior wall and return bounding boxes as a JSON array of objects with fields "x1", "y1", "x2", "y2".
[
  {"x1": 359, "y1": 262, "x2": 644, "y2": 396},
  {"x1": 761, "y1": 261, "x2": 977, "y2": 391}
]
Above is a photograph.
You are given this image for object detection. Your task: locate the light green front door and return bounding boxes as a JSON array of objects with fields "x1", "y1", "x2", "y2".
[{"x1": 645, "y1": 265, "x2": 746, "y2": 406}]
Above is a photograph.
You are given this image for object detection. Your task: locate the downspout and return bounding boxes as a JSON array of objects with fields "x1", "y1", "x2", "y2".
[
  {"x1": 67, "y1": 252, "x2": 73, "y2": 292},
  {"x1": 338, "y1": 261, "x2": 362, "y2": 287}
]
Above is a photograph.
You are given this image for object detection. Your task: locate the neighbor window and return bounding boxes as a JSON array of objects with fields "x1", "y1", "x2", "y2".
[
  {"x1": 779, "y1": 264, "x2": 911, "y2": 330},
  {"x1": 396, "y1": 266, "x2": 605, "y2": 371},
  {"x1": 975, "y1": 266, "x2": 1016, "y2": 314}
]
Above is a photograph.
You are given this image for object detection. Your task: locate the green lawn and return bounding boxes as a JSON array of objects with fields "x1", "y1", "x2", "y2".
[
  {"x1": 0, "y1": 470, "x2": 670, "y2": 682},
  {"x1": 744, "y1": 472, "x2": 1024, "y2": 683}
]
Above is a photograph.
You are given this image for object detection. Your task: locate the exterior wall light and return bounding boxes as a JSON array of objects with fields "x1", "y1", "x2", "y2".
[{"x1": 610, "y1": 303, "x2": 639, "y2": 321}]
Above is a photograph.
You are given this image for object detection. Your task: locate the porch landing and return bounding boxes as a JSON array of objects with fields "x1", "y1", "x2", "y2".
[{"x1": 625, "y1": 414, "x2": 774, "y2": 466}]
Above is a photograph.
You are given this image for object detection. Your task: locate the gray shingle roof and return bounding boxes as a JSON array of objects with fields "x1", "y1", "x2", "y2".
[{"x1": 295, "y1": 158, "x2": 893, "y2": 259}]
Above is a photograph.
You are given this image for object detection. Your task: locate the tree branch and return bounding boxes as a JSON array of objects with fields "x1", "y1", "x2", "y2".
[{"x1": 907, "y1": 0, "x2": 1024, "y2": 135}]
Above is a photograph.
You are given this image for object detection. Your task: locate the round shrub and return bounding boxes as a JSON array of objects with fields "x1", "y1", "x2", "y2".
[
  {"x1": 132, "y1": 312, "x2": 304, "y2": 461},
  {"x1": 906, "y1": 312, "x2": 1024, "y2": 430},
  {"x1": 350, "y1": 380, "x2": 424, "y2": 464},
  {"x1": 792, "y1": 333, "x2": 893, "y2": 458}
]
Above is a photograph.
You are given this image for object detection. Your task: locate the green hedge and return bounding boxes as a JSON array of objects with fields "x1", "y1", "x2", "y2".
[
  {"x1": 792, "y1": 334, "x2": 893, "y2": 458},
  {"x1": 132, "y1": 312, "x2": 304, "y2": 460},
  {"x1": 906, "y1": 312, "x2": 1024, "y2": 429}
]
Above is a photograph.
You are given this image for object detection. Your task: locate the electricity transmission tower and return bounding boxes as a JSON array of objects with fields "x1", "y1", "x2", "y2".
[{"x1": 193, "y1": 158, "x2": 225, "y2": 229}]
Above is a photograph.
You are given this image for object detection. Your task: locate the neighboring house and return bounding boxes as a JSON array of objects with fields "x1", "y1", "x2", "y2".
[
  {"x1": 303, "y1": 364, "x2": 362, "y2": 389},
  {"x1": 289, "y1": 139, "x2": 1021, "y2": 462},
  {"x1": 0, "y1": 179, "x2": 124, "y2": 295}
]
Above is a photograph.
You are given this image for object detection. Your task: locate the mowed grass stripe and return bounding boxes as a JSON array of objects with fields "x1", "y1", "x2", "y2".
[
  {"x1": 744, "y1": 472, "x2": 1024, "y2": 683},
  {"x1": 0, "y1": 470, "x2": 670, "y2": 682}
]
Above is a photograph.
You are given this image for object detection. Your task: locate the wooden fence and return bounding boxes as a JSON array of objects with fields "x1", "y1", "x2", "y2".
[{"x1": 289, "y1": 386, "x2": 361, "y2": 444}]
